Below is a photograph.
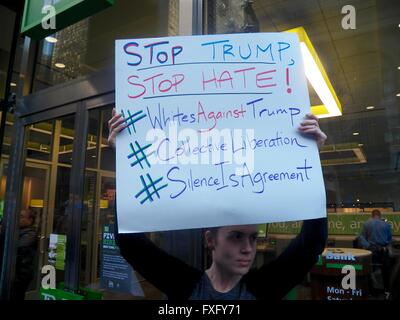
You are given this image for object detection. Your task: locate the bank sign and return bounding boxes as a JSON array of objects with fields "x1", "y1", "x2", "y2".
[{"x1": 21, "y1": 0, "x2": 114, "y2": 39}]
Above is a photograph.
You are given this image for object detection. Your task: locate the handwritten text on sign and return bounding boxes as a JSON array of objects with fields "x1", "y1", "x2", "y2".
[{"x1": 115, "y1": 33, "x2": 326, "y2": 233}]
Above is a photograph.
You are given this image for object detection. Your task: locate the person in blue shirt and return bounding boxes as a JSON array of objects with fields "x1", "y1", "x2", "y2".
[
  {"x1": 358, "y1": 209, "x2": 392, "y2": 293},
  {"x1": 359, "y1": 210, "x2": 392, "y2": 249}
]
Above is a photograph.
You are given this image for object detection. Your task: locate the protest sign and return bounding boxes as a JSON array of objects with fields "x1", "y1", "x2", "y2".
[{"x1": 115, "y1": 32, "x2": 326, "y2": 233}]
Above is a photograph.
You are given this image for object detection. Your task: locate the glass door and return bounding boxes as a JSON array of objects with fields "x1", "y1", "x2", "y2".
[
  {"x1": 2, "y1": 158, "x2": 51, "y2": 300},
  {"x1": 20, "y1": 163, "x2": 50, "y2": 299},
  {"x1": 9, "y1": 114, "x2": 79, "y2": 299}
]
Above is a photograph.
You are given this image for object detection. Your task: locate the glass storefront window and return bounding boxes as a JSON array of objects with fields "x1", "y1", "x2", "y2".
[
  {"x1": 7, "y1": 0, "x2": 400, "y2": 302},
  {"x1": 205, "y1": 0, "x2": 400, "y2": 300},
  {"x1": 32, "y1": 0, "x2": 179, "y2": 92}
]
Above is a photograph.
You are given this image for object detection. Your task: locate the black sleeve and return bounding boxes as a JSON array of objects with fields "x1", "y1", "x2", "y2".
[
  {"x1": 246, "y1": 217, "x2": 327, "y2": 300},
  {"x1": 15, "y1": 246, "x2": 36, "y2": 282},
  {"x1": 15, "y1": 230, "x2": 37, "y2": 282},
  {"x1": 115, "y1": 230, "x2": 203, "y2": 300}
]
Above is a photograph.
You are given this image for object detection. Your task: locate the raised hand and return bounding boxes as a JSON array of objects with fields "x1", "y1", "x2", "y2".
[
  {"x1": 107, "y1": 108, "x2": 127, "y2": 149},
  {"x1": 298, "y1": 113, "x2": 327, "y2": 150}
]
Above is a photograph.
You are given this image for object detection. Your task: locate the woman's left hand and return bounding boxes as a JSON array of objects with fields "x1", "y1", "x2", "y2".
[{"x1": 298, "y1": 113, "x2": 327, "y2": 150}]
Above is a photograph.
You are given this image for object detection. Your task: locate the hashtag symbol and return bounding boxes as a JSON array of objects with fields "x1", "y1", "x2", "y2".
[
  {"x1": 135, "y1": 174, "x2": 168, "y2": 205},
  {"x1": 121, "y1": 109, "x2": 147, "y2": 135},
  {"x1": 127, "y1": 141, "x2": 152, "y2": 169}
]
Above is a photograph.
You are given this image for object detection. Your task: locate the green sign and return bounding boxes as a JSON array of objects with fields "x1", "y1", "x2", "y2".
[
  {"x1": 40, "y1": 288, "x2": 84, "y2": 300},
  {"x1": 266, "y1": 214, "x2": 400, "y2": 236},
  {"x1": 40, "y1": 283, "x2": 103, "y2": 300},
  {"x1": 48, "y1": 234, "x2": 66, "y2": 270},
  {"x1": 55, "y1": 234, "x2": 66, "y2": 270},
  {"x1": 21, "y1": 0, "x2": 114, "y2": 40},
  {"x1": 267, "y1": 220, "x2": 303, "y2": 235}
]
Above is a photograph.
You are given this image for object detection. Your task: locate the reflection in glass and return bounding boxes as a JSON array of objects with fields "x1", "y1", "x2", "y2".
[
  {"x1": 99, "y1": 176, "x2": 116, "y2": 235},
  {"x1": 53, "y1": 166, "x2": 70, "y2": 235},
  {"x1": 47, "y1": 164, "x2": 70, "y2": 296},
  {"x1": 80, "y1": 171, "x2": 97, "y2": 284},
  {"x1": 25, "y1": 121, "x2": 54, "y2": 162},
  {"x1": 86, "y1": 109, "x2": 100, "y2": 168},
  {"x1": 58, "y1": 115, "x2": 76, "y2": 165}
]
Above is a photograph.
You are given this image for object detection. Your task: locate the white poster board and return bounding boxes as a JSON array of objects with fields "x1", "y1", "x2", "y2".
[{"x1": 115, "y1": 32, "x2": 326, "y2": 233}]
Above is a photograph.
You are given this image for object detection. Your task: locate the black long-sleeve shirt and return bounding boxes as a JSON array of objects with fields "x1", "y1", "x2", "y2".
[{"x1": 116, "y1": 218, "x2": 327, "y2": 300}]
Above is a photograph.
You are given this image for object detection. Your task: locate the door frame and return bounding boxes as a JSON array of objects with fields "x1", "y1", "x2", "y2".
[{"x1": 0, "y1": 93, "x2": 89, "y2": 298}]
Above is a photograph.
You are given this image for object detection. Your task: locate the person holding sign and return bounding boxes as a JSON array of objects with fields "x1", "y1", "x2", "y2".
[{"x1": 108, "y1": 108, "x2": 327, "y2": 300}]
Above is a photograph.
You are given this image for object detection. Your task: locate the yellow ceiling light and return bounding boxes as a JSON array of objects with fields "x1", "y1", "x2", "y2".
[
  {"x1": 55, "y1": 63, "x2": 66, "y2": 69},
  {"x1": 285, "y1": 27, "x2": 342, "y2": 118},
  {"x1": 30, "y1": 199, "x2": 44, "y2": 208},
  {"x1": 100, "y1": 199, "x2": 109, "y2": 209}
]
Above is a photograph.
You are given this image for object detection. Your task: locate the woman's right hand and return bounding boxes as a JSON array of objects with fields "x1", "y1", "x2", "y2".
[{"x1": 107, "y1": 108, "x2": 127, "y2": 149}]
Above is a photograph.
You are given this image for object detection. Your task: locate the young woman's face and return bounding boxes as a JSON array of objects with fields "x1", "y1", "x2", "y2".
[{"x1": 210, "y1": 225, "x2": 258, "y2": 276}]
